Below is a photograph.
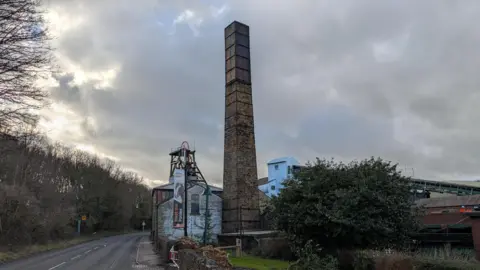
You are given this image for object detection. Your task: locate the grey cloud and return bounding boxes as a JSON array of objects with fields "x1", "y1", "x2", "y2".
[
  {"x1": 43, "y1": 0, "x2": 480, "y2": 184},
  {"x1": 50, "y1": 73, "x2": 81, "y2": 104}
]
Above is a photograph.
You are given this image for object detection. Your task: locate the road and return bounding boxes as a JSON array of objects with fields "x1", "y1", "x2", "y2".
[{"x1": 0, "y1": 233, "x2": 156, "y2": 270}]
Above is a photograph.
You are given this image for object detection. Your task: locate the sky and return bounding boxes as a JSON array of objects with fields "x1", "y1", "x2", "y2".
[{"x1": 38, "y1": 0, "x2": 480, "y2": 187}]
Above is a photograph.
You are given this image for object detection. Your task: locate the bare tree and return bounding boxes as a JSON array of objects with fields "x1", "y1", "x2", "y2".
[
  {"x1": 0, "y1": 130, "x2": 152, "y2": 247},
  {"x1": 0, "y1": 0, "x2": 52, "y2": 129}
]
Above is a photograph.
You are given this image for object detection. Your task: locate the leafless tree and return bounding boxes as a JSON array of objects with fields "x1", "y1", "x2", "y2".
[
  {"x1": 0, "y1": 0, "x2": 52, "y2": 129},
  {"x1": 0, "y1": 1, "x2": 151, "y2": 247},
  {"x1": 0, "y1": 132, "x2": 151, "y2": 248}
]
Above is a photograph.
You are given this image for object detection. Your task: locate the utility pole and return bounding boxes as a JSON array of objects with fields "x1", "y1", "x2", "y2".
[
  {"x1": 184, "y1": 148, "x2": 188, "y2": 237},
  {"x1": 203, "y1": 185, "x2": 211, "y2": 245}
]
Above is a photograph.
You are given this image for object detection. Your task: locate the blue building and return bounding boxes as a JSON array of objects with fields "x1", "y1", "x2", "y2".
[{"x1": 258, "y1": 157, "x2": 301, "y2": 197}]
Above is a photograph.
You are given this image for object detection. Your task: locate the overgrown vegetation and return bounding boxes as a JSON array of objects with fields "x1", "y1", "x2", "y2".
[
  {"x1": 0, "y1": 133, "x2": 151, "y2": 248},
  {"x1": 270, "y1": 157, "x2": 425, "y2": 269},
  {"x1": 272, "y1": 158, "x2": 420, "y2": 253},
  {"x1": 0, "y1": 0, "x2": 151, "y2": 250},
  {"x1": 0, "y1": 0, "x2": 52, "y2": 129},
  {"x1": 261, "y1": 157, "x2": 480, "y2": 269}
]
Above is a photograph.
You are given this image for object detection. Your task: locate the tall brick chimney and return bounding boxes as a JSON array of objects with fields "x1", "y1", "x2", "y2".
[{"x1": 222, "y1": 21, "x2": 260, "y2": 233}]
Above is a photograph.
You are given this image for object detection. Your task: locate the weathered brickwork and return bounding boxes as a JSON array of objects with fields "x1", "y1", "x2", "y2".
[{"x1": 223, "y1": 21, "x2": 260, "y2": 233}]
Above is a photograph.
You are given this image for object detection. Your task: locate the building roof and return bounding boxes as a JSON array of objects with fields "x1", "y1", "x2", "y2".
[
  {"x1": 412, "y1": 178, "x2": 480, "y2": 189},
  {"x1": 267, "y1": 156, "x2": 299, "y2": 165},
  {"x1": 258, "y1": 177, "x2": 268, "y2": 185},
  {"x1": 446, "y1": 180, "x2": 480, "y2": 188},
  {"x1": 152, "y1": 183, "x2": 173, "y2": 190},
  {"x1": 416, "y1": 194, "x2": 480, "y2": 208},
  {"x1": 152, "y1": 182, "x2": 223, "y2": 196}
]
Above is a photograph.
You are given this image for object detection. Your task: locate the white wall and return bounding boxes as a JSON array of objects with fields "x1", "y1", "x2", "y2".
[{"x1": 157, "y1": 184, "x2": 222, "y2": 243}]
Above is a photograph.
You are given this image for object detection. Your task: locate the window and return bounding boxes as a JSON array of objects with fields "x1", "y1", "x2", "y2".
[
  {"x1": 287, "y1": 166, "x2": 291, "y2": 174},
  {"x1": 191, "y1": 194, "x2": 200, "y2": 215},
  {"x1": 274, "y1": 164, "x2": 279, "y2": 170},
  {"x1": 271, "y1": 185, "x2": 275, "y2": 190}
]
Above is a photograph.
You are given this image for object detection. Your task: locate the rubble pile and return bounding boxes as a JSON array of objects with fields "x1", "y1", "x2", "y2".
[
  {"x1": 173, "y1": 237, "x2": 233, "y2": 269},
  {"x1": 200, "y1": 245, "x2": 233, "y2": 269},
  {"x1": 175, "y1": 237, "x2": 199, "y2": 250}
]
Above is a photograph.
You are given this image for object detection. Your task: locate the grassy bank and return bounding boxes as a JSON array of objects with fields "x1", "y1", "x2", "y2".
[
  {"x1": 229, "y1": 255, "x2": 290, "y2": 270},
  {"x1": 0, "y1": 230, "x2": 136, "y2": 264}
]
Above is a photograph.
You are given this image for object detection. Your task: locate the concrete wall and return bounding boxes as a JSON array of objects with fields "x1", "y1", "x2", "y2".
[{"x1": 157, "y1": 184, "x2": 222, "y2": 243}]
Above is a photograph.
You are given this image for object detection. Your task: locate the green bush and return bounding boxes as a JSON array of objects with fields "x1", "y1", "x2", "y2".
[
  {"x1": 272, "y1": 158, "x2": 421, "y2": 254},
  {"x1": 289, "y1": 240, "x2": 339, "y2": 270}
]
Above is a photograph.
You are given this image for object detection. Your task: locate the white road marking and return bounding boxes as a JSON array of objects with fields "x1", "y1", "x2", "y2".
[
  {"x1": 135, "y1": 242, "x2": 141, "y2": 264},
  {"x1": 70, "y1": 255, "x2": 81, "y2": 260},
  {"x1": 84, "y1": 249, "x2": 91, "y2": 254},
  {"x1": 48, "y1": 262, "x2": 66, "y2": 270},
  {"x1": 93, "y1": 246, "x2": 99, "y2": 250},
  {"x1": 109, "y1": 258, "x2": 118, "y2": 269}
]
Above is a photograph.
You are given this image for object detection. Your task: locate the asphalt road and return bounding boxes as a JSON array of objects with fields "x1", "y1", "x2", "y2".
[{"x1": 0, "y1": 233, "x2": 150, "y2": 270}]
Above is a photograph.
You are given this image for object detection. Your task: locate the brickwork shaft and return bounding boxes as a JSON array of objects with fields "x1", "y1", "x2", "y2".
[{"x1": 222, "y1": 21, "x2": 260, "y2": 233}]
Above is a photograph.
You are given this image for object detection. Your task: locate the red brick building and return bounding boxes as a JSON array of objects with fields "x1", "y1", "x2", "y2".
[{"x1": 416, "y1": 195, "x2": 480, "y2": 260}]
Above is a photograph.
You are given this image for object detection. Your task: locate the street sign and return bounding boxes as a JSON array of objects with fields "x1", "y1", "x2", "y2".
[
  {"x1": 142, "y1": 221, "x2": 146, "y2": 232},
  {"x1": 81, "y1": 215, "x2": 87, "y2": 221}
]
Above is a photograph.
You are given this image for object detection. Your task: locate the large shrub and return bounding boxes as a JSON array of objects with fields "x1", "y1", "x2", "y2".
[{"x1": 272, "y1": 157, "x2": 421, "y2": 253}]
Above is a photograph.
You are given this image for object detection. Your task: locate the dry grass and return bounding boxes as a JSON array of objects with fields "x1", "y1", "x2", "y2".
[
  {"x1": 358, "y1": 247, "x2": 479, "y2": 270},
  {"x1": 375, "y1": 254, "x2": 415, "y2": 270}
]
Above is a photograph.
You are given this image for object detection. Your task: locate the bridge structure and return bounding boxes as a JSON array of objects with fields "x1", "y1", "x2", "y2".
[
  {"x1": 410, "y1": 178, "x2": 480, "y2": 196},
  {"x1": 291, "y1": 165, "x2": 480, "y2": 197}
]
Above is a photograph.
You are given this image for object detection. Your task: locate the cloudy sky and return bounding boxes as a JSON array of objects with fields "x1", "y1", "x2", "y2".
[{"x1": 38, "y1": 0, "x2": 480, "y2": 187}]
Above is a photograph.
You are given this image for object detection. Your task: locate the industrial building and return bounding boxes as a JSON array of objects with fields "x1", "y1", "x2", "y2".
[
  {"x1": 415, "y1": 195, "x2": 480, "y2": 260},
  {"x1": 152, "y1": 182, "x2": 223, "y2": 243},
  {"x1": 151, "y1": 146, "x2": 480, "y2": 259},
  {"x1": 258, "y1": 157, "x2": 300, "y2": 198},
  {"x1": 254, "y1": 156, "x2": 480, "y2": 258},
  {"x1": 256, "y1": 156, "x2": 480, "y2": 201},
  {"x1": 151, "y1": 142, "x2": 271, "y2": 246}
]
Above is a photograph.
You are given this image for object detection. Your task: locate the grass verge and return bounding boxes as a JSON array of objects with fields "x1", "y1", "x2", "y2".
[
  {"x1": 0, "y1": 230, "x2": 136, "y2": 264},
  {"x1": 229, "y1": 255, "x2": 290, "y2": 270}
]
